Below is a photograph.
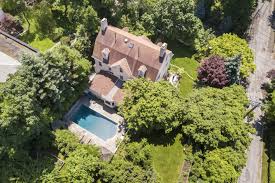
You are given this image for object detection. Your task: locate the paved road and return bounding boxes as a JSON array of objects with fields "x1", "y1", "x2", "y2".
[{"x1": 239, "y1": 1, "x2": 275, "y2": 182}]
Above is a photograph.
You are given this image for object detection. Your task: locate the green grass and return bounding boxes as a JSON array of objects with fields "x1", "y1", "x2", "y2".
[
  {"x1": 167, "y1": 41, "x2": 199, "y2": 97},
  {"x1": 270, "y1": 131, "x2": 275, "y2": 183},
  {"x1": 29, "y1": 38, "x2": 54, "y2": 52},
  {"x1": 150, "y1": 134, "x2": 185, "y2": 183},
  {"x1": 263, "y1": 126, "x2": 275, "y2": 183},
  {"x1": 171, "y1": 57, "x2": 199, "y2": 97},
  {"x1": 262, "y1": 142, "x2": 269, "y2": 183}
]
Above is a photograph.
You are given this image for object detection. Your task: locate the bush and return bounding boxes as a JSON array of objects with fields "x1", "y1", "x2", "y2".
[
  {"x1": 200, "y1": 34, "x2": 255, "y2": 78},
  {"x1": 198, "y1": 55, "x2": 229, "y2": 88}
]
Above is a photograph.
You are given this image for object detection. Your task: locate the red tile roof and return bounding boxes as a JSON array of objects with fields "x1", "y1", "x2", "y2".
[
  {"x1": 89, "y1": 71, "x2": 125, "y2": 105},
  {"x1": 89, "y1": 71, "x2": 117, "y2": 96},
  {"x1": 92, "y1": 26, "x2": 172, "y2": 81}
]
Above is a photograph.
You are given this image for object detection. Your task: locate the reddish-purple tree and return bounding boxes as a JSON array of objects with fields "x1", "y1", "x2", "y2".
[{"x1": 198, "y1": 55, "x2": 229, "y2": 88}]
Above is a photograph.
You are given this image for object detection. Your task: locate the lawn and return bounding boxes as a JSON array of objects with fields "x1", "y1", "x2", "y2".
[
  {"x1": 168, "y1": 41, "x2": 199, "y2": 97},
  {"x1": 262, "y1": 142, "x2": 269, "y2": 183},
  {"x1": 149, "y1": 134, "x2": 185, "y2": 183},
  {"x1": 270, "y1": 129, "x2": 275, "y2": 183},
  {"x1": 262, "y1": 126, "x2": 275, "y2": 183}
]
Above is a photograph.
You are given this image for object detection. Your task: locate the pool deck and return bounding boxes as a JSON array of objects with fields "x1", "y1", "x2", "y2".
[{"x1": 62, "y1": 95, "x2": 125, "y2": 159}]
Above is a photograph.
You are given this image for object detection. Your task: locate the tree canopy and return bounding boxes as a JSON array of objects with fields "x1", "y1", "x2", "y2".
[
  {"x1": 190, "y1": 147, "x2": 246, "y2": 182},
  {"x1": 200, "y1": 34, "x2": 255, "y2": 78},
  {"x1": 181, "y1": 85, "x2": 253, "y2": 151},
  {"x1": 119, "y1": 78, "x2": 184, "y2": 133},
  {"x1": 0, "y1": 45, "x2": 91, "y2": 177},
  {"x1": 141, "y1": 0, "x2": 204, "y2": 45},
  {"x1": 198, "y1": 55, "x2": 229, "y2": 88}
]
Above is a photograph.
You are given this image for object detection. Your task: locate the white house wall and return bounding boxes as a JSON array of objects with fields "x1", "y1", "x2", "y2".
[{"x1": 156, "y1": 52, "x2": 173, "y2": 81}]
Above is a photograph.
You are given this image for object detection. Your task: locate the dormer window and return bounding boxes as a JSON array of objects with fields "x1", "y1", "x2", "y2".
[
  {"x1": 120, "y1": 67, "x2": 123, "y2": 73},
  {"x1": 102, "y1": 48, "x2": 110, "y2": 63},
  {"x1": 138, "y1": 65, "x2": 147, "y2": 77}
]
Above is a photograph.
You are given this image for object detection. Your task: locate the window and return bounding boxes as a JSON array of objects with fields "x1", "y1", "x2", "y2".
[
  {"x1": 109, "y1": 67, "x2": 111, "y2": 71},
  {"x1": 99, "y1": 62, "x2": 102, "y2": 66},
  {"x1": 120, "y1": 75, "x2": 123, "y2": 80},
  {"x1": 120, "y1": 67, "x2": 123, "y2": 73}
]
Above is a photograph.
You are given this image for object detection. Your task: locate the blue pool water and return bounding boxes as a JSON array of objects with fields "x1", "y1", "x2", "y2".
[{"x1": 71, "y1": 105, "x2": 117, "y2": 141}]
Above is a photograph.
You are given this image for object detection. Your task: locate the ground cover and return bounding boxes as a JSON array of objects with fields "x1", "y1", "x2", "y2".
[
  {"x1": 150, "y1": 137, "x2": 185, "y2": 183},
  {"x1": 148, "y1": 133, "x2": 185, "y2": 183},
  {"x1": 262, "y1": 126, "x2": 275, "y2": 183},
  {"x1": 168, "y1": 41, "x2": 199, "y2": 97},
  {"x1": 270, "y1": 128, "x2": 275, "y2": 183}
]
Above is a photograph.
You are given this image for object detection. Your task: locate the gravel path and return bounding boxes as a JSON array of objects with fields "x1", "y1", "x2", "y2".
[{"x1": 239, "y1": 1, "x2": 275, "y2": 182}]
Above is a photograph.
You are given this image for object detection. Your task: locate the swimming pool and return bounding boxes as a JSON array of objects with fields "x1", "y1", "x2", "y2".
[{"x1": 71, "y1": 105, "x2": 117, "y2": 141}]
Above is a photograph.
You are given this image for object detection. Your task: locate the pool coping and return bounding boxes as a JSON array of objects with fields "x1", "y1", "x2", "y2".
[{"x1": 64, "y1": 95, "x2": 125, "y2": 155}]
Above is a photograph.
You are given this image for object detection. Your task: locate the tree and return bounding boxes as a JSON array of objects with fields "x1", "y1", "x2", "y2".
[
  {"x1": 50, "y1": 0, "x2": 99, "y2": 37},
  {"x1": 200, "y1": 33, "x2": 255, "y2": 78},
  {"x1": 99, "y1": 139, "x2": 159, "y2": 183},
  {"x1": 205, "y1": 0, "x2": 256, "y2": 35},
  {"x1": 198, "y1": 55, "x2": 229, "y2": 88},
  {"x1": 225, "y1": 54, "x2": 241, "y2": 84},
  {"x1": 54, "y1": 130, "x2": 80, "y2": 157},
  {"x1": 0, "y1": 46, "x2": 91, "y2": 173},
  {"x1": 141, "y1": 0, "x2": 204, "y2": 45},
  {"x1": 190, "y1": 147, "x2": 246, "y2": 183},
  {"x1": 42, "y1": 145, "x2": 102, "y2": 183},
  {"x1": 181, "y1": 85, "x2": 253, "y2": 151},
  {"x1": 119, "y1": 78, "x2": 184, "y2": 133}
]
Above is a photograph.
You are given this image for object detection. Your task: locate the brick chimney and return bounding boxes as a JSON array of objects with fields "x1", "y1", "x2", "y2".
[
  {"x1": 100, "y1": 18, "x2": 108, "y2": 33},
  {"x1": 160, "y1": 43, "x2": 167, "y2": 57}
]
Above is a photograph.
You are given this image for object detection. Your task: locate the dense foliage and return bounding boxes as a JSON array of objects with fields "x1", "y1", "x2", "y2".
[
  {"x1": 142, "y1": 0, "x2": 204, "y2": 46},
  {"x1": 119, "y1": 78, "x2": 184, "y2": 133},
  {"x1": 204, "y1": 0, "x2": 256, "y2": 35},
  {"x1": 181, "y1": 85, "x2": 253, "y2": 151},
  {"x1": 100, "y1": 139, "x2": 159, "y2": 183},
  {"x1": 190, "y1": 147, "x2": 246, "y2": 182},
  {"x1": 0, "y1": 46, "x2": 91, "y2": 181},
  {"x1": 198, "y1": 55, "x2": 229, "y2": 88},
  {"x1": 199, "y1": 34, "x2": 255, "y2": 78},
  {"x1": 42, "y1": 130, "x2": 102, "y2": 182}
]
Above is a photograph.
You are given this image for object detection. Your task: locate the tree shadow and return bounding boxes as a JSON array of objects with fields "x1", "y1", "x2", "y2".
[
  {"x1": 128, "y1": 128, "x2": 183, "y2": 146},
  {"x1": 268, "y1": 11, "x2": 275, "y2": 29}
]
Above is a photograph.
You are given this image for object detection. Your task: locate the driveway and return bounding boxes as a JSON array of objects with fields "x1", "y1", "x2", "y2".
[{"x1": 239, "y1": 0, "x2": 275, "y2": 182}]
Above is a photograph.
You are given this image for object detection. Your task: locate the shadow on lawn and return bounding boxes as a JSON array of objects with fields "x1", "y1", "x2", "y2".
[{"x1": 128, "y1": 128, "x2": 183, "y2": 146}]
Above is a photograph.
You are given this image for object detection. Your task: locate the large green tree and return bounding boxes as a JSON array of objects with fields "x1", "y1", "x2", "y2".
[
  {"x1": 190, "y1": 147, "x2": 247, "y2": 183},
  {"x1": 142, "y1": 0, "x2": 204, "y2": 45},
  {"x1": 119, "y1": 78, "x2": 184, "y2": 133},
  {"x1": 0, "y1": 46, "x2": 91, "y2": 179},
  {"x1": 181, "y1": 85, "x2": 253, "y2": 151},
  {"x1": 199, "y1": 33, "x2": 255, "y2": 78}
]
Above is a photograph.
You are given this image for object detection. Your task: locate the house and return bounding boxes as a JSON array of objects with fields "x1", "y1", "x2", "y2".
[
  {"x1": 90, "y1": 18, "x2": 174, "y2": 108},
  {"x1": 0, "y1": 30, "x2": 37, "y2": 82}
]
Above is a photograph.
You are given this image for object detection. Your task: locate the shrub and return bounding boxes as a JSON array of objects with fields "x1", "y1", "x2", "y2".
[{"x1": 198, "y1": 55, "x2": 229, "y2": 88}]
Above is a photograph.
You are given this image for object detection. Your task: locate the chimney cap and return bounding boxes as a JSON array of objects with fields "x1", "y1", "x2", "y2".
[{"x1": 100, "y1": 18, "x2": 108, "y2": 33}]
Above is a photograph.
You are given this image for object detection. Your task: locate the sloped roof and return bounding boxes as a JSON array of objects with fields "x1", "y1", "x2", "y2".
[
  {"x1": 92, "y1": 26, "x2": 172, "y2": 81},
  {"x1": 111, "y1": 58, "x2": 132, "y2": 77},
  {"x1": 0, "y1": 51, "x2": 20, "y2": 82}
]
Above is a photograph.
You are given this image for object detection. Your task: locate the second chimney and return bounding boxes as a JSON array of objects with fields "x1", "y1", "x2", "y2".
[
  {"x1": 101, "y1": 18, "x2": 108, "y2": 33},
  {"x1": 160, "y1": 43, "x2": 167, "y2": 57}
]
